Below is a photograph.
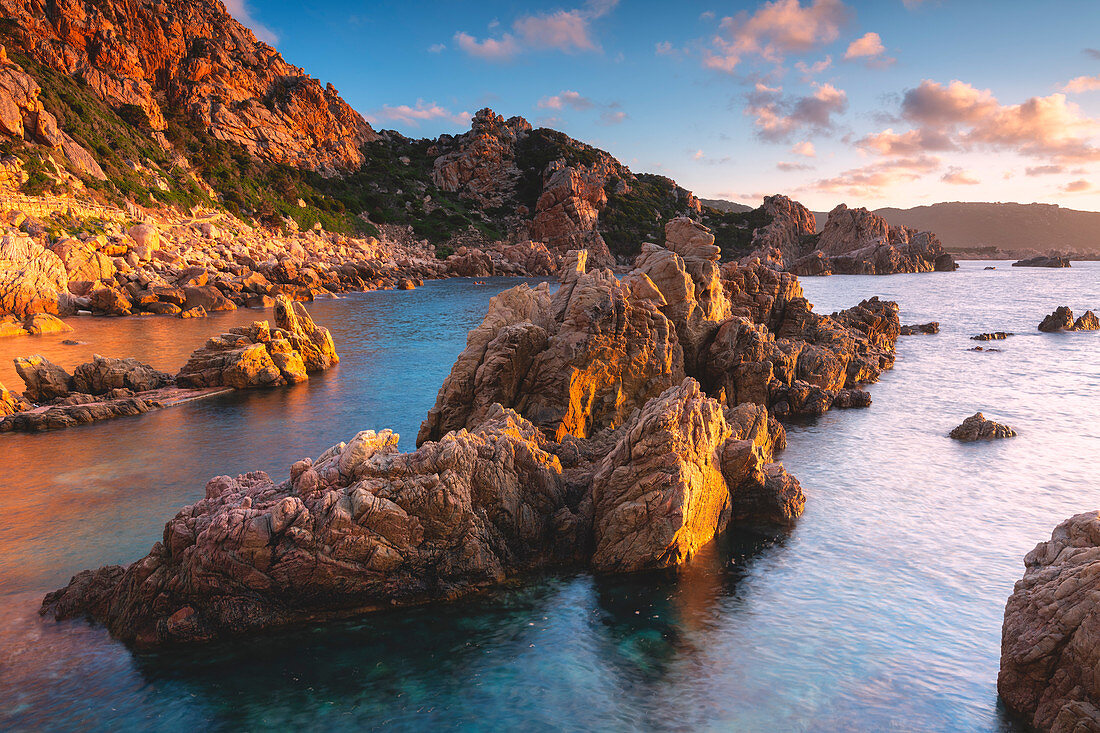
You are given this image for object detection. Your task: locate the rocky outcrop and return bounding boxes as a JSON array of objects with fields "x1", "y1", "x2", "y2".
[
  {"x1": 431, "y1": 109, "x2": 529, "y2": 209},
  {"x1": 176, "y1": 295, "x2": 336, "y2": 388},
  {"x1": 530, "y1": 162, "x2": 615, "y2": 268},
  {"x1": 0, "y1": 312, "x2": 71, "y2": 337},
  {"x1": 0, "y1": 0, "x2": 376, "y2": 171},
  {"x1": 973, "y1": 332, "x2": 1013, "y2": 341},
  {"x1": 900, "y1": 322, "x2": 939, "y2": 335},
  {"x1": 745, "y1": 195, "x2": 816, "y2": 269},
  {"x1": 1039, "y1": 307, "x2": 1099, "y2": 333},
  {"x1": 41, "y1": 230, "x2": 903, "y2": 649},
  {"x1": 0, "y1": 378, "x2": 28, "y2": 415},
  {"x1": 1013, "y1": 256, "x2": 1071, "y2": 268},
  {"x1": 999, "y1": 512, "x2": 1100, "y2": 731},
  {"x1": 71, "y1": 355, "x2": 172, "y2": 395},
  {"x1": 949, "y1": 412, "x2": 1017, "y2": 441},
  {"x1": 13, "y1": 353, "x2": 72, "y2": 400},
  {"x1": 795, "y1": 205, "x2": 957, "y2": 276}
]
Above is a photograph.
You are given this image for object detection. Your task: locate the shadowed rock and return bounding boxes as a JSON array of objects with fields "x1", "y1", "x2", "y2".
[
  {"x1": 1039, "y1": 307, "x2": 1098, "y2": 333},
  {"x1": 999, "y1": 512, "x2": 1100, "y2": 731}
]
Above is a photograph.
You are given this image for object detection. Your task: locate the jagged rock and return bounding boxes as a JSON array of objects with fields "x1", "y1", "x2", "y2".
[
  {"x1": 999, "y1": 512, "x2": 1100, "y2": 731},
  {"x1": 805, "y1": 205, "x2": 956, "y2": 275},
  {"x1": 0, "y1": 234, "x2": 68, "y2": 316},
  {"x1": 14, "y1": 353, "x2": 73, "y2": 401},
  {"x1": 973, "y1": 332, "x2": 1013, "y2": 341},
  {"x1": 128, "y1": 224, "x2": 160, "y2": 261},
  {"x1": 71, "y1": 355, "x2": 172, "y2": 395},
  {"x1": 1039, "y1": 307, "x2": 1099, "y2": 332},
  {"x1": 41, "y1": 406, "x2": 584, "y2": 646},
  {"x1": 500, "y1": 240, "x2": 556, "y2": 275},
  {"x1": 0, "y1": 395, "x2": 162, "y2": 433},
  {"x1": 49, "y1": 238, "x2": 116, "y2": 282},
  {"x1": 900, "y1": 322, "x2": 939, "y2": 335},
  {"x1": 176, "y1": 298, "x2": 336, "y2": 388},
  {"x1": 746, "y1": 195, "x2": 817, "y2": 269},
  {"x1": 949, "y1": 412, "x2": 1017, "y2": 441},
  {"x1": 1013, "y1": 256, "x2": 1070, "y2": 268},
  {"x1": 431, "y1": 109, "x2": 530, "y2": 208},
  {"x1": 88, "y1": 283, "x2": 131, "y2": 316},
  {"x1": 180, "y1": 306, "x2": 207, "y2": 319},
  {"x1": 0, "y1": 379, "x2": 29, "y2": 416},
  {"x1": 530, "y1": 162, "x2": 615, "y2": 267},
  {"x1": 445, "y1": 247, "x2": 494, "y2": 277}
]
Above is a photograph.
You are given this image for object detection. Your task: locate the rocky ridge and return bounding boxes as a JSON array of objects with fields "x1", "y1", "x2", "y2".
[{"x1": 40, "y1": 219, "x2": 902, "y2": 647}]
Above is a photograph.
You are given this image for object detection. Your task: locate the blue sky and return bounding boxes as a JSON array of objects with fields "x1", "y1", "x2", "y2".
[{"x1": 230, "y1": 0, "x2": 1100, "y2": 210}]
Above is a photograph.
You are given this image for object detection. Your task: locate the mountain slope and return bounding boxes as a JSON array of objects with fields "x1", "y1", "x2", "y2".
[{"x1": 875, "y1": 202, "x2": 1100, "y2": 255}]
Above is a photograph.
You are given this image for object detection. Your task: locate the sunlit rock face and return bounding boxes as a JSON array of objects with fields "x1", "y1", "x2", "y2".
[
  {"x1": 42, "y1": 220, "x2": 901, "y2": 648},
  {"x1": 999, "y1": 511, "x2": 1100, "y2": 732},
  {"x1": 0, "y1": 0, "x2": 377, "y2": 171}
]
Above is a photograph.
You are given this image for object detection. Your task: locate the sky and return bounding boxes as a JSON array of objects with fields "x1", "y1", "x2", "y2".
[{"x1": 227, "y1": 0, "x2": 1100, "y2": 211}]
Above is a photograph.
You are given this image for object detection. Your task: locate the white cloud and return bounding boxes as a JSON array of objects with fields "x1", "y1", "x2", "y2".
[
  {"x1": 702, "y1": 0, "x2": 852, "y2": 74},
  {"x1": 538, "y1": 91, "x2": 596, "y2": 111},
  {"x1": 366, "y1": 100, "x2": 471, "y2": 127},
  {"x1": 223, "y1": 0, "x2": 279, "y2": 45}
]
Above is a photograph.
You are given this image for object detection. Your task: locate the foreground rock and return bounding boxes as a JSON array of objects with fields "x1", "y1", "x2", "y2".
[
  {"x1": 1039, "y1": 307, "x2": 1099, "y2": 333},
  {"x1": 949, "y1": 412, "x2": 1017, "y2": 442},
  {"x1": 1013, "y1": 256, "x2": 1071, "y2": 268},
  {"x1": 0, "y1": 313, "x2": 73, "y2": 338},
  {"x1": 42, "y1": 227, "x2": 899, "y2": 647},
  {"x1": 999, "y1": 512, "x2": 1100, "y2": 731}
]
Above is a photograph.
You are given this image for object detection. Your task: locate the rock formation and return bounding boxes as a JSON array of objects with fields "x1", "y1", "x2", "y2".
[
  {"x1": 1039, "y1": 307, "x2": 1099, "y2": 333},
  {"x1": 1013, "y1": 256, "x2": 1071, "y2": 268},
  {"x1": 745, "y1": 195, "x2": 817, "y2": 269},
  {"x1": 949, "y1": 412, "x2": 1017, "y2": 442},
  {"x1": 0, "y1": 378, "x2": 28, "y2": 415},
  {"x1": 973, "y1": 332, "x2": 1013, "y2": 341},
  {"x1": 0, "y1": 0, "x2": 376, "y2": 171},
  {"x1": 792, "y1": 205, "x2": 957, "y2": 276},
  {"x1": 176, "y1": 295, "x2": 337, "y2": 389},
  {"x1": 40, "y1": 223, "x2": 902, "y2": 649},
  {"x1": 1000, "y1": 511, "x2": 1100, "y2": 731}
]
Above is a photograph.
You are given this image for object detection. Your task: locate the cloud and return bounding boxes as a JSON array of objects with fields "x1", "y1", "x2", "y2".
[
  {"x1": 1085, "y1": 48, "x2": 1100, "y2": 60},
  {"x1": 810, "y1": 154, "x2": 941, "y2": 196},
  {"x1": 1062, "y1": 75, "x2": 1100, "y2": 93},
  {"x1": 453, "y1": 32, "x2": 521, "y2": 60},
  {"x1": 538, "y1": 91, "x2": 596, "y2": 111},
  {"x1": 1025, "y1": 164, "x2": 1065, "y2": 176},
  {"x1": 366, "y1": 100, "x2": 471, "y2": 127},
  {"x1": 702, "y1": 0, "x2": 852, "y2": 74},
  {"x1": 844, "y1": 32, "x2": 883, "y2": 59},
  {"x1": 791, "y1": 141, "x2": 816, "y2": 157},
  {"x1": 777, "y1": 161, "x2": 814, "y2": 171},
  {"x1": 224, "y1": 0, "x2": 279, "y2": 45},
  {"x1": 795, "y1": 55, "x2": 832, "y2": 76},
  {"x1": 940, "y1": 166, "x2": 980, "y2": 185},
  {"x1": 1061, "y1": 179, "x2": 1092, "y2": 193},
  {"x1": 655, "y1": 41, "x2": 677, "y2": 56},
  {"x1": 693, "y1": 149, "x2": 705, "y2": 160},
  {"x1": 428, "y1": 43, "x2": 446, "y2": 54},
  {"x1": 861, "y1": 79, "x2": 1100, "y2": 164},
  {"x1": 599, "y1": 108, "x2": 628, "y2": 125},
  {"x1": 455, "y1": 1, "x2": 617, "y2": 62},
  {"x1": 746, "y1": 82, "x2": 848, "y2": 142}
]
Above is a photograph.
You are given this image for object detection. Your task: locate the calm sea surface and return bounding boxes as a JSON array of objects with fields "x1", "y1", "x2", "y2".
[{"x1": 0, "y1": 264, "x2": 1097, "y2": 731}]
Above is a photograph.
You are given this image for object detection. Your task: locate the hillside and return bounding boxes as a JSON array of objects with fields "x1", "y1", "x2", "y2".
[{"x1": 874, "y1": 202, "x2": 1100, "y2": 256}]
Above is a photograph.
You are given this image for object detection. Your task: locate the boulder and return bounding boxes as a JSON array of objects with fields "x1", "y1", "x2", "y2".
[
  {"x1": 0, "y1": 235, "x2": 68, "y2": 315},
  {"x1": 14, "y1": 354, "x2": 73, "y2": 401},
  {"x1": 71, "y1": 355, "x2": 172, "y2": 395},
  {"x1": 1013, "y1": 256, "x2": 1070, "y2": 268},
  {"x1": 999, "y1": 512, "x2": 1100, "y2": 731},
  {"x1": 949, "y1": 412, "x2": 1017, "y2": 442},
  {"x1": 900, "y1": 322, "x2": 939, "y2": 335},
  {"x1": 183, "y1": 285, "x2": 236, "y2": 312},
  {"x1": 273, "y1": 295, "x2": 338, "y2": 372},
  {"x1": 48, "y1": 238, "x2": 116, "y2": 282},
  {"x1": 180, "y1": 306, "x2": 207, "y2": 319}
]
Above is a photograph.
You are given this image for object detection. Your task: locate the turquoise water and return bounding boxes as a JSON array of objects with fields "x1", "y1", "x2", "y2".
[{"x1": 0, "y1": 265, "x2": 1097, "y2": 731}]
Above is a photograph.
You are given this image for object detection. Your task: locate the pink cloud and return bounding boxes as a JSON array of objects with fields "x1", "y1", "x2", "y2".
[
  {"x1": 791, "y1": 141, "x2": 816, "y2": 157},
  {"x1": 809, "y1": 155, "x2": 941, "y2": 196},
  {"x1": 703, "y1": 0, "x2": 852, "y2": 73},
  {"x1": 940, "y1": 167, "x2": 980, "y2": 185},
  {"x1": 454, "y1": 1, "x2": 617, "y2": 62},
  {"x1": 747, "y1": 82, "x2": 848, "y2": 142},
  {"x1": 538, "y1": 91, "x2": 596, "y2": 111},
  {"x1": 1061, "y1": 179, "x2": 1092, "y2": 193},
  {"x1": 366, "y1": 101, "x2": 471, "y2": 127},
  {"x1": 844, "y1": 32, "x2": 884, "y2": 59},
  {"x1": 1062, "y1": 75, "x2": 1100, "y2": 94},
  {"x1": 453, "y1": 32, "x2": 521, "y2": 61},
  {"x1": 777, "y1": 161, "x2": 815, "y2": 171}
]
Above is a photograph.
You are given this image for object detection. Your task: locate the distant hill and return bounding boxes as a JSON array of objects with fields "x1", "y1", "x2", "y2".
[
  {"x1": 873, "y1": 202, "x2": 1100, "y2": 254},
  {"x1": 700, "y1": 199, "x2": 754, "y2": 214}
]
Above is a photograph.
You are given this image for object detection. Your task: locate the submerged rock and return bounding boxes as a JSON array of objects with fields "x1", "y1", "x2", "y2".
[
  {"x1": 949, "y1": 412, "x2": 1017, "y2": 442},
  {"x1": 973, "y1": 332, "x2": 1013, "y2": 341},
  {"x1": 999, "y1": 512, "x2": 1100, "y2": 731},
  {"x1": 901, "y1": 322, "x2": 939, "y2": 335}
]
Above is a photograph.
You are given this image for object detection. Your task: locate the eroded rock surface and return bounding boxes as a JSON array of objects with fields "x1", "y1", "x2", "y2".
[
  {"x1": 1039, "y1": 307, "x2": 1099, "y2": 333},
  {"x1": 999, "y1": 512, "x2": 1100, "y2": 731},
  {"x1": 949, "y1": 412, "x2": 1017, "y2": 442}
]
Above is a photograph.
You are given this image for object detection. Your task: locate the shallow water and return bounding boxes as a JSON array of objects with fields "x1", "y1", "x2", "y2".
[{"x1": 0, "y1": 264, "x2": 1097, "y2": 731}]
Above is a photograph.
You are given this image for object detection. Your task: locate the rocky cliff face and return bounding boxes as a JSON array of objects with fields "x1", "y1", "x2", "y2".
[{"x1": 0, "y1": 0, "x2": 376, "y2": 171}]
